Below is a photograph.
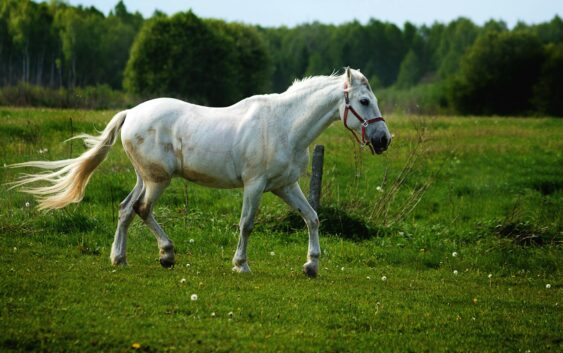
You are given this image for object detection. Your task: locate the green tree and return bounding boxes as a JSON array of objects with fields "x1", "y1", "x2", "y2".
[
  {"x1": 124, "y1": 11, "x2": 248, "y2": 105},
  {"x1": 395, "y1": 49, "x2": 423, "y2": 88},
  {"x1": 450, "y1": 31, "x2": 545, "y2": 115},
  {"x1": 435, "y1": 18, "x2": 479, "y2": 79},
  {"x1": 532, "y1": 43, "x2": 563, "y2": 116},
  {"x1": 206, "y1": 20, "x2": 272, "y2": 98}
]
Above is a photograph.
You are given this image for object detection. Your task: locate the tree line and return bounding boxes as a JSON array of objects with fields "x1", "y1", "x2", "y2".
[{"x1": 1, "y1": 0, "x2": 561, "y2": 115}]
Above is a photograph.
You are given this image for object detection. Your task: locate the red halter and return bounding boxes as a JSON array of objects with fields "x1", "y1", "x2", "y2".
[{"x1": 342, "y1": 87, "x2": 385, "y2": 154}]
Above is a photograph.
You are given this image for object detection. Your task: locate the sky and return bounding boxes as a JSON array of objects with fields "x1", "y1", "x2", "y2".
[{"x1": 63, "y1": 0, "x2": 562, "y2": 28}]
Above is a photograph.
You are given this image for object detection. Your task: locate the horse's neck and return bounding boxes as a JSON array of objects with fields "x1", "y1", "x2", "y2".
[{"x1": 284, "y1": 79, "x2": 342, "y2": 151}]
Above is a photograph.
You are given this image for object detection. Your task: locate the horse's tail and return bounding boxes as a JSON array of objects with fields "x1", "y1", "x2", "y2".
[{"x1": 8, "y1": 110, "x2": 128, "y2": 210}]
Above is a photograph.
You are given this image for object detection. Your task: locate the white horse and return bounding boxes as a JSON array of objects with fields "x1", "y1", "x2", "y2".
[{"x1": 10, "y1": 68, "x2": 391, "y2": 277}]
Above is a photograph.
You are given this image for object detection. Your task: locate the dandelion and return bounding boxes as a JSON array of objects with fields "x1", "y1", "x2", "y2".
[
  {"x1": 366, "y1": 276, "x2": 371, "y2": 280},
  {"x1": 189, "y1": 238, "x2": 195, "y2": 243},
  {"x1": 25, "y1": 202, "x2": 30, "y2": 208},
  {"x1": 376, "y1": 186, "x2": 383, "y2": 192},
  {"x1": 488, "y1": 273, "x2": 492, "y2": 279},
  {"x1": 381, "y1": 275, "x2": 387, "y2": 282},
  {"x1": 190, "y1": 294, "x2": 198, "y2": 301},
  {"x1": 452, "y1": 251, "x2": 458, "y2": 257},
  {"x1": 180, "y1": 278, "x2": 187, "y2": 284},
  {"x1": 546, "y1": 284, "x2": 551, "y2": 289},
  {"x1": 270, "y1": 251, "x2": 275, "y2": 256},
  {"x1": 453, "y1": 270, "x2": 458, "y2": 275},
  {"x1": 211, "y1": 312, "x2": 216, "y2": 317},
  {"x1": 131, "y1": 342, "x2": 141, "y2": 350},
  {"x1": 186, "y1": 263, "x2": 191, "y2": 267}
]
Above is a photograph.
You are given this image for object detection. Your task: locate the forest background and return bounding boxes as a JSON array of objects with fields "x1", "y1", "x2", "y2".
[{"x1": 0, "y1": 0, "x2": 561, "y2": 116}]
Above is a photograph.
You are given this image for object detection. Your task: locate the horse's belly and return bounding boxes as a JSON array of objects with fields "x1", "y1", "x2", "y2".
[
  {"x1": 179, "y1": 154, "x2": 242, "y2": 189},
  {"x1": 180, "y1": 167, "x2": 242, "y2": 188}
]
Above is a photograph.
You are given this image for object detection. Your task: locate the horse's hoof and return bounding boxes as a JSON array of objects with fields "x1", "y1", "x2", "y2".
[
  {"x1": 303, "y1": 262, "x2": 318, "y2": 278},
  {"x1": 111, "y1": 255, "x2": 128, "y2": 266},
  {"x1": 160, "y1": 256, "x2": 175, "y2": 268},
  {"x1": 232, "y1": 263, "x2": 251, "y2": 273}
]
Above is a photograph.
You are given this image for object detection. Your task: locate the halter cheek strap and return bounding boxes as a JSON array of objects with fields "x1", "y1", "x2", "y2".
[{"x1": 342, "y1": 87, "x2": 385, "y2": 154}]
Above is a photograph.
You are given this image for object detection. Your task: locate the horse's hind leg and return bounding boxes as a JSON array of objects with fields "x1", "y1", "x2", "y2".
[
  {"x1": 272, "y1": 182, "x2": 320, "y2": 277},
  {"x1": 111, "y1": 173, "x2": 144, "y2": 266},
  {"x1": 134, "y1": 180, "x2": 175, "y2": 268}
]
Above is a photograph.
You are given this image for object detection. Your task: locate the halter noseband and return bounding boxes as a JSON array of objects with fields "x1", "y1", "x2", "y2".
[{"x1": 342, "y1": 85, "x2": 385, "y2": 154}]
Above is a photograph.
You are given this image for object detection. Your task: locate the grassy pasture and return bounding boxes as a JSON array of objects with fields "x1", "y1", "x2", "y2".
[{"x1": 0, "y1": 107, "x2": 561, "y2": 352}]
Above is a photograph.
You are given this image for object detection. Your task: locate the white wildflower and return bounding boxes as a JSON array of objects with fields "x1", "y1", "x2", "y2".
[
  {"x1": 452, "y1": 251, "x2": 458, "y2": 257},
  {"x1": 381, "y1": 275, "x2": 387, "y2": 282},
  {"x1": 546, "y1": 284, "x2": 551, "y2": 289},
  {"x1": 488, "y1": 273, "x2": 493, "y2": 279},
  {"x1": 190, "y1": 294, "x2": 198, "y2": 301},
  {"x1": 180, "y1": 278, "x2": 186, "y2": 284},
  {"x1": 228, "y1": 311, "x2": 234, "y2": 317},
  {"x1": 376, "y1": 186, "x2": 383, "y2": 192},
  {"x1": 189, "y1": 239, "x2": 195, "y2": 243},
  {"x1": 25, "y1": 202, "x2": 30, "y2": 208},
  {"x1": 453, "y1": 270, "x2": 458, "y2": 275},
  {"x1": 270, "y1": 251, "x2": 275, "y2": 256},
  {"x1": 211, "y1": 312, "x2": 216, "y2": 317}
]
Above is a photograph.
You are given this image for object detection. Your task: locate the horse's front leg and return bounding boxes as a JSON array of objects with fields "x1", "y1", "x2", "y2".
[
  {"x1": 272, "y1": 182, "x2": 320, "y2": 277},
  {"x1": 233, "y1": 180, "x2": 265, "y2": 273}
]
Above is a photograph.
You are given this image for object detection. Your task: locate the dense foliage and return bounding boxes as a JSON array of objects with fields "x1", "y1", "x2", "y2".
[
  {"x1": 124, "y1": 13, "x2": 270, "y2": 105},
  {"x1": 0, "y1": 0, "x2": 562, "y2": 115}
]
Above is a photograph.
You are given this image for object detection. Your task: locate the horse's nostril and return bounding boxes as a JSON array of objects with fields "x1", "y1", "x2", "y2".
[{"x1": 372, "y1": 134, "x2": 388, "y2": 149}]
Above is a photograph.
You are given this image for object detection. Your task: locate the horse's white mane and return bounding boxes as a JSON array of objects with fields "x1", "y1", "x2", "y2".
[{"x1": 286, "y1": 72, "x2": 343, "y2": 93}]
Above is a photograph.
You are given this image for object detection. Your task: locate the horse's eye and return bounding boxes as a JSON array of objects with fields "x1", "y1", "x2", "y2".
[{"x1": 360, "y1": 98, "x2": 370, "y2": 106}]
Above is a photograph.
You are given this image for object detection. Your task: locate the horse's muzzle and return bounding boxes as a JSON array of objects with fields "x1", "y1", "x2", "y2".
[{"x1": 371, "y1": 134, "x2": 390, "y2": 154}]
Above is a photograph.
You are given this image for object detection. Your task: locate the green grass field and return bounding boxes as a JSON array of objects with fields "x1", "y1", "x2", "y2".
[{"x1": 0, "y1": 107, "x2": 561, "y2": 352}]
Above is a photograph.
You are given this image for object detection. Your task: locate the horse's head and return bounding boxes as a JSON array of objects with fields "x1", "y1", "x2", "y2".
[{"x1": 339, "y1": 68, "x2": 391, "y2": 154}]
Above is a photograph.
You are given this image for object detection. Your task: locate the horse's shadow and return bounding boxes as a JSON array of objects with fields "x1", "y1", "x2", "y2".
[{"x1": 263, "y1": 206, "x2": 381, "y2": 241}]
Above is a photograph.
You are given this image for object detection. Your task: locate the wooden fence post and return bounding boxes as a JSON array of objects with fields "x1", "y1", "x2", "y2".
[{"x1": 308, "y1": 144, "x2": 325, "y2": 211}]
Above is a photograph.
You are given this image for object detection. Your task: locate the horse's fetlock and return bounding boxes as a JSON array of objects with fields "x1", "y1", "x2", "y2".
[
  {"x1": 111, "y1": 254, "x2": 128, "y2": 266},
  {"x1": 303, "y1": 261, "x2": 318, "y2": 278}
]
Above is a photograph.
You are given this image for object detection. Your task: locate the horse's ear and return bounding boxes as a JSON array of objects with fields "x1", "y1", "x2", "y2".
[{"x1": 345, "y1": 67, "x2": 352, "y2": 85}]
